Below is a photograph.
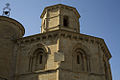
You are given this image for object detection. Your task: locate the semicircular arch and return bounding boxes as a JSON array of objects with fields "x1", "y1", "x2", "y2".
[
  {"x1": 28, "y1": 43, "x2": 49, "y2": 57},
  {"x1": 72, "y1": 43, "x2": 90, "y2": 56}
]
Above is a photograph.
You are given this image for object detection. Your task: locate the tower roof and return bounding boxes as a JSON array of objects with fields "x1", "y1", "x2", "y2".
[
  {"x1": 40, "y1": 4, "x2": 80, "y2": 18},
  {"x1": 0, "y1": 16, "x2": 25, "y2": 36}
]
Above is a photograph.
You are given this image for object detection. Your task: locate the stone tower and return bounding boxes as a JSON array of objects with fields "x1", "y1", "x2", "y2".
[
  {"x1": 0, "y1": 4, "x2": 112, "y2": 80},
  {"x1": 0, "y1": 16, "x2": 25, "y2": 80},
  {"x1": 40, "y1": 4, "x2": 80, "y2": 33}
]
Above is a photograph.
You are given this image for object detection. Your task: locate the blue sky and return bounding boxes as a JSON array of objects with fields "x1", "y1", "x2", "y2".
[{"x1": 0, "y1": 0, "x2": 120, "y2": 80}]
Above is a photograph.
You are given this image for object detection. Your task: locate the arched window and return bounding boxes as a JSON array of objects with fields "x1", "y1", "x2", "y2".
[
  {"x1": 39, "y1": 55, "x2": 43, "y2": 64},
  {"x1": 76, "y1": 52, "x2": 83, "y2": 64},
  {"x1": 29, "y1": 48, "x2": 47, "y2": 71},
  {"x1": 35, "y1": 50, "x2": 43, "y2": 64},
  {"x1": 77, "y1": 54, "x2": 80, "y2": 64},
  {"x1": 63, "y1": 16, "x2": 69, "y2": 27},
  {"x1": 72, "y1": 48, "x2": 89, "y2": 72}
]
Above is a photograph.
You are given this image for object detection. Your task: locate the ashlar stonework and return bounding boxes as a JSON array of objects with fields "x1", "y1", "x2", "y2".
[{"x1": 0, "y1": 4, "x2": 112, "y2": 80}]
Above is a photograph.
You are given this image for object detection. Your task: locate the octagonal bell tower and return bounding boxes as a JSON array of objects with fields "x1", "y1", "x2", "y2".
[{"x1": 40, "y1": 4, "x2": 80, "y2": 33}]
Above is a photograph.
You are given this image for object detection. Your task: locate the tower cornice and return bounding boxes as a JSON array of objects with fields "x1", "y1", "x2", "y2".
[{"x1": 40, "y1": 4, "x2": 80, "y2": 18}]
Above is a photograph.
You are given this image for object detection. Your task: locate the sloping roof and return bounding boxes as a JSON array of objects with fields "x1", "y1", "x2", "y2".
[{"x1": 0, "y1": 16, "x2": 25, "y2": 36}]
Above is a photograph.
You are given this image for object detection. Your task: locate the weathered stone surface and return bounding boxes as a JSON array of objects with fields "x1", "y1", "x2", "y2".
[{"x1": 0, "y1": 4, "x2": 112, "y2": 80}]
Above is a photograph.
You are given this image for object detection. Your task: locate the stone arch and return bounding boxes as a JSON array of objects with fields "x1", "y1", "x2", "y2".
[
  {"x1": 72, "y1": 43, "x2": 90, "y2": 56},
  {"x1": 72, "y1": 43, "x2": 91, "y2": 72},
  {"x1": 28, "y1": 43, "x2": 49, "y2": 72},
  {"x1": 29, "y1": 43, "x2": 49, "y2": 56}
]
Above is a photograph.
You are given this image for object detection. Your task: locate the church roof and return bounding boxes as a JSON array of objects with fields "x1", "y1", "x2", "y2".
[{"x1": 0, "y1": 16, "x2": 25, "y2": 36}]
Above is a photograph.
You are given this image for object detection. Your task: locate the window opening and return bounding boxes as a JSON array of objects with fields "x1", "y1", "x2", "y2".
[
  {"x1": 39, "y1": 55, "x2": 43, "y2": 64},
  {"x1": 36, "y1": 52, "x2": 43, "y2": 64},
  {"x1": 77, "y1": 55, "x2": 80, "y2": 64},
  {"x1": 63, "y1": 16, "x2": 69, "y2": 27}
]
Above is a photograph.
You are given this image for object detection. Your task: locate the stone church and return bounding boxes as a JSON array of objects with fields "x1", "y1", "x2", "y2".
[{"x1": 0, "y1": 4, "x2": 112, "y2": 80}]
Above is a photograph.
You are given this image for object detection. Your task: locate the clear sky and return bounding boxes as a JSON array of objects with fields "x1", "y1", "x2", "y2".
[{"x1": 0, "y1": 0, "x2": 120, "y2": 80}]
